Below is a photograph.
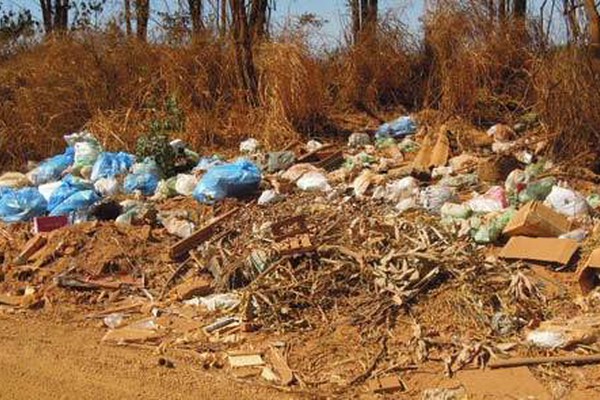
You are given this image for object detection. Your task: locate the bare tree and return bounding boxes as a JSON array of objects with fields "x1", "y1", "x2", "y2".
[
  {"x1": 39, "y1": 0, "x2": 70, "y2": 34},
  {"x1": 124, "y1": 0, "x2": 132, "y2": 35},
  {"x1": 583, "y1": 0, "x2": 600, "y2": 56},
  {"x1": 135, "y1": 0, "x2": 149, "y2": 41},
  {"x1": 229, "y1": 0, "x2": 259, "y2": 106},
  {"x1": 350, "y1": 0, "x2": 378, "y2": 45},
  {"x1": 220, "y1": 0, "x2": 227, "y2": 37},
  {"x1": 249, "y1": 0, "x2": 268, "y2": 40},
  {"x1": 188, "y1": 0, "x2": 204, "y2": 34},
  {"x1": 512, "y1": 0, "x2": 526, "y2": 18}
]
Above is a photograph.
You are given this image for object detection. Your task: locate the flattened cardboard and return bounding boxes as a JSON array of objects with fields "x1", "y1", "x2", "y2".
[
  {"x1": 228, "y1": 354, "x2": 264, "y2": 368},
  {"x1": 499, "y1": 237, "x2": 579, "y2": 265},
  {"x1": 412, "y1": 129, "x2": 450, "y2": 171},
  {"x1": 577, "y1": 248, "x2": 600, "y2": 295},
  {"x1": 503, "y1": 201, "x2": 571, "y2": 238}
]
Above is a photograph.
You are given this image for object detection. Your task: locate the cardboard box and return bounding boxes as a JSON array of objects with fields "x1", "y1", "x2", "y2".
[
  {"x1": 503, "y1": 201, "x2": 571, "y2": 238},
  {"x1": 577, "y1": 248, "x2": 600, "y2": 295},
  {"x1": 499, "y1": 237, "x2": 579, "y2": 265}
]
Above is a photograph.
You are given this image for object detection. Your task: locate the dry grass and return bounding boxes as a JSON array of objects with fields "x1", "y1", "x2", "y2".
[
  {"x1": 533, "y1": 49, "x2": 600, "y2": 165},
  {"x1": 0, "y1": 4, "x2": 599, "y2": 170}
]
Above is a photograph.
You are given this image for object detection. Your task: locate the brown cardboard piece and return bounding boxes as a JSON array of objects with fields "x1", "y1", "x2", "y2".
[
  {"x1": 367, "y1": 375, "x2": 405, "y2": 393},
  {"x1": 503, "y1": 201, "x2": 571, "y2": 238},
  {"x1": 577, "y1": 248, "x2": 600, "y2": 295},
  {"x1": 228, "y1": 354, "x2": 264, "y2": 368},
  {"x1": 499, "y1": 237, "x2": 579, "y2": 265},
  {"x1": 412, "y1": 129, "x2": 450, "y2": 172},
  {"x1": 172, "y1": 276, "x2": 213, "y2": 300}
]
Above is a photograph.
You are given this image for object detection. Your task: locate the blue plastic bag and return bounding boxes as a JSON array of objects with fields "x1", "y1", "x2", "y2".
[
  {"x1": 194, "y1": 155, "x2": 225, "y2": 172},
  {"x1": 48, "y1": 175, "x2": 99, "y2": 216},
  {"x1": 124, "y1": 173, "x2": 159, "y2": 196},
  {"x1": 90, "y1": 152, "x2": 135, "y2": 182},
  {"x1": 193, "y1": 159, "x2": 261, "y2": 204},
  {"x1": 0, "y1": 187, "x2": 48, "y2": 223},
  {"x1": 375, "y1": 116, "x2": 417, "y2": 139},
  {"x1": 27, "y1": 147, "x2": 75, "y2": 185}
]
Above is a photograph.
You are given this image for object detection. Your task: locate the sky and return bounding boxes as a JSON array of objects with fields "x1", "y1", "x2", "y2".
[
  {"x1": 5, "y1": 0, "x2": 569, "y2": 43},
  {"x1": 7, "y1": 0, "x2": 424, "y2": 35}
]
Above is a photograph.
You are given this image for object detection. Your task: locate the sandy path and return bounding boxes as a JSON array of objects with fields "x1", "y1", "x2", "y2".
[{"x1": 0, "y1": 314, "x2": 303, "y2": 400}]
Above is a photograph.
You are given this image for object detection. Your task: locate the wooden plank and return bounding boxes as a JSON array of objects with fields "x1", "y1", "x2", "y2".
[
  {"x1": 169, "y1": 207, "x2": 239, "y2": 260},
  {"x1": 489, "y1": 354, "x2": 600, "y2": 369},
  {"x1": 15, "y1": 235, "x2": 47, "y2": 265},
  {"x1": 267, "y1": 346, "x2": 294, "y2": 385},
  {"x1": 271, "y1": 215, "x2": 308, "y2": 240}
]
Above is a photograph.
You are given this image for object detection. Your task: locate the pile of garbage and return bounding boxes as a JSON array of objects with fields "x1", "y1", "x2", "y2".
[{"x1": 2, "y1": 115, "x2": 600, "y2": 397}]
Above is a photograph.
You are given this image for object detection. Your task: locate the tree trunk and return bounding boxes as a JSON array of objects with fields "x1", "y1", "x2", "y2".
[
  {"x1": 55, "y1": 0, "x2": 69, "y2": 32},
  {"x1": 249, "y1": 0, "x2": 268, "y2": 40},
  {"x1": 351, "y1": 0, "x2": 377, "y2": 44},
  {"x1": 512, "y1": 0, "x2": 526, "y2": 18},
  {"x1": 124, "y1": 0, "x2": 132, "y2": 35},
  {"x1": 350, "y1": 0, "x2": 360, "y2": 45},
  {"x1": 583, "y1": 0, "x2": 600, "y2": 57},
  {"x1": 363, "y1": 0, "x2": 377, "y2": 41},
  {"x1": 40, "y1": 0, "x2": 53, "y2": 34},
  {"x1": 220, "y1": 0, "x2": 228, "y2": 37},
  {"x1": 135, "y1": 0, "x2": 150, "y2": 41},
  {"x1": 229, "y1": 0, "x2": 259, "y2": 106},
  {"x1": 188, "y1": 0, "x2": 204, "y2": 35},
  {"x1": 499, "y1": 0, "x2": 507, "y2": 20}
]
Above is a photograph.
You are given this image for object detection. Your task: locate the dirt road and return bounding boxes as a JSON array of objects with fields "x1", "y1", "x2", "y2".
[{"x1": 0, "y1": 314, "x2": 302, "y2": 400}]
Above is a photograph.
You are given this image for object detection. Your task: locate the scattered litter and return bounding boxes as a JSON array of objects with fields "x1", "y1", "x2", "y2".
[
  {"x1": 239, "y1": 138, "x2": 260, "y2": 154},
  {"x1": 577, "y1": 248, "x2": 600, "y2": 295},
  {"x1": 296, "y1": 171, "x2": 331, "y2": 192},
  {"x1": 257, "y1": 189, "x2": 284, "y2": 205},
  {"x1": 228, "y1": 353, "x2": 264, "y2": 368},
  {"x1": 544, "y1": 185, "x2": 589, "y2": 217},
  {"x1": 348, "y1": 132, "x2": 371, "y2": 147},
  {"x1": 376, "y1": 115, "x2": 417, "y2": 139},
  {"x1": 503, "y1": 201, "x2": 571, "y2": 238},
  {"x1": 193, "y1": 159, "x2": 261, "y2": 203},
  {"x1": 184, "y1": 293, "x2": 241, "y2": 312},
  {"x1": 526, "y1": 314, "x2": 600, "y2": 349},
  {"x1": 499, "y1": 237, "x2": 579, "y2": 265}
]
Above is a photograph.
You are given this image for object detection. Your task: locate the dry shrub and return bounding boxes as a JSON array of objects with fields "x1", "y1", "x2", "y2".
[
  {"x1": 423, "y1": 1, "x2": 538, "y2": 124},
  {"x1": 533, "y1": 49, "x2": 600, "y2": 164},
  {"x1": 332, "y1": 16, "x2": 418, "y2": 113},
  {"x1": 257, "y1": 41, "x2": 328, "y2": 144},
  {"x1": 0, "y1": 32, "x2": 327, "y2": 170}
]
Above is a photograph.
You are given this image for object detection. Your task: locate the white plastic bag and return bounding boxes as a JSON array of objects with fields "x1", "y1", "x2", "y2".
[
  {"x1": 306, "y1": 140, "x2": 323, "y2": 152},
  {"x1": 467, "y1": 197, "x2": 504, "y2": 214},
  {"x1": 419, "y1": 185, "x2": 458, "y2": 214},
  {"x1": 385, "y1": 177, "x2": 419, "y2": 203},
  {"x1": 94, "y1": 178, "x2": 120, "y2": 197},
  {"x1": 544, "y1": 186, "x2": 589, "y2": 217},
  {"x1": 258, "y1": 189, "x2": 283, "y2": 205},
  {"x1": 240, "y1": 138, "x2": 260, "y2": 153},
  {"x1": 297, "y1": 171, "x2": 331, "y2": 192},
  {"x1": 174, "y1": 174, "x2": 198, "y2": 196},
  {"x1": 395, "y1": 197, "x2": 417, "y2": 213},
  {"x1": 38, "y1": 181, "x2": 63, "y2": 202}
]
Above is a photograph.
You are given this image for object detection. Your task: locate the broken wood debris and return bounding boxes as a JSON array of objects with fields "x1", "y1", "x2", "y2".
[
  {"x1": 228, "y1": 353, "x2": 265, "y2": 368},
  {"x1": 489, "y1": 354, "x2": 600, "y2": 369},
  {"x1": 15, "y1": 234, "x2": 47, "y2": 265},
  {"x1": 169, "y1": 207, "x2": 240, "y2": 260}
]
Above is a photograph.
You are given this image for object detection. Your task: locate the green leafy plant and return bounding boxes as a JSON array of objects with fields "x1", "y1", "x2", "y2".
[{"x1": 135, "y1": 95, "x2": 185, "y2": 178}]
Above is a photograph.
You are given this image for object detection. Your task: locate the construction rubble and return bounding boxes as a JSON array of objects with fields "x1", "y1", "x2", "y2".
[{"x1": 3, "y1": 114, "x2": 600, "y2": 397}]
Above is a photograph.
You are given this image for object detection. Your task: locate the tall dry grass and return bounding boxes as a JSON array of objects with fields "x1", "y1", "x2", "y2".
[{"x1": 0, "y1": 4, "x2": 599, "y2": 170}]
